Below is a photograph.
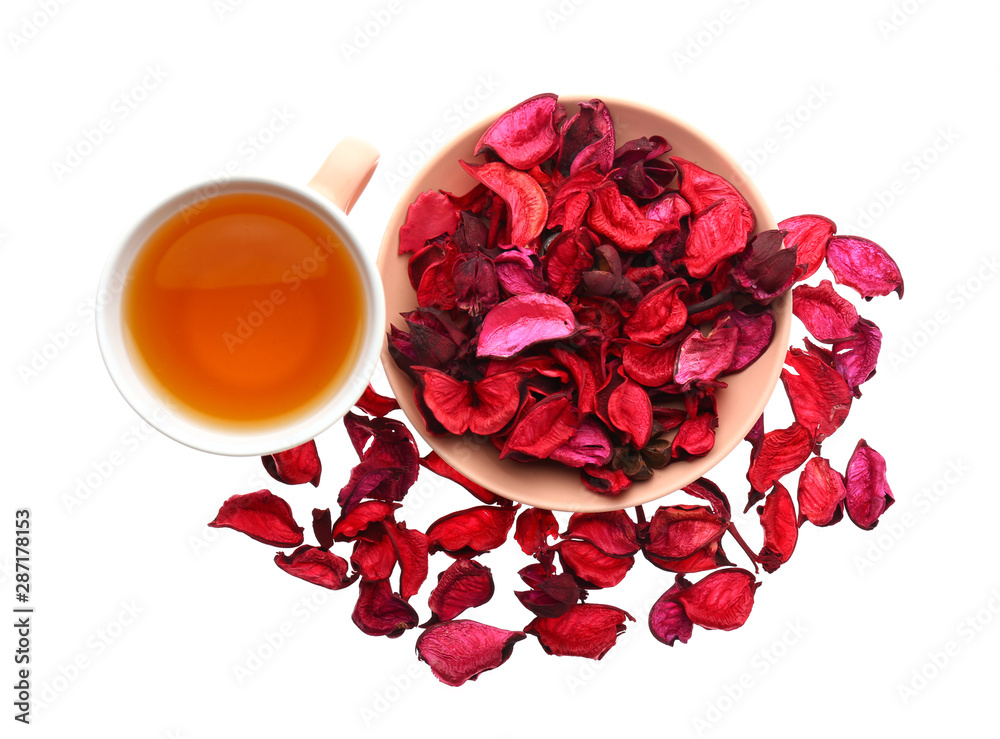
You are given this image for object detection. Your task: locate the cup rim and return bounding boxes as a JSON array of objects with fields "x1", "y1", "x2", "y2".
[{"x1": 96, "y1": 175, "x2": 385, "y2": 456}]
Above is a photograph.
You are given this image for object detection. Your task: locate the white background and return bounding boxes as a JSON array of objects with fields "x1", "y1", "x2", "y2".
[{"x1": 2, "y1": 0, "x2": 997, "y2": 737}]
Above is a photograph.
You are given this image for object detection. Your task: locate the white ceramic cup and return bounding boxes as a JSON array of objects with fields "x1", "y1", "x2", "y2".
[{"x1": 96, "y1": 138, "x2": 384, "y2": 456}]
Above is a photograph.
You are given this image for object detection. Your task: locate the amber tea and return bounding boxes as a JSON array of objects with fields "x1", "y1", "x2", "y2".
[{"x1": 123, "y1": 191, "x2": 365, "y2": 427}]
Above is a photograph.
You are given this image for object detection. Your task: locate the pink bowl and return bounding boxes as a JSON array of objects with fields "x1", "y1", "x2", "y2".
[{"x1": 376, "y1": 96, "x2": 790, "y2": 512}]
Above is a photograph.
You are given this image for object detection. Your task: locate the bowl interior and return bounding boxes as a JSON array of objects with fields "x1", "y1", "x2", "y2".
[{"x1": 377, "y1": 96, "x2": 790, "y2": 512}]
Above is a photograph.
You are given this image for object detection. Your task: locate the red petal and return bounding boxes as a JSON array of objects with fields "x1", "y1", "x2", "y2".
[
  {"x1": 607, "y1": 377, "x2": 653, "y2": 448},
  {"x1": 427, "y1": 559, "x2": 494, "y2": 622},
  {"x1": 621, "y1": 339, "x2": 680, "y2": 387},
  {"x1": 645, "y1": 505, "x2": 728, "y2": 560},
  {"x1": 563, "y1": 510, "x2": 639, "y2": 557},
  {"x1": 261, "y1": 441, "x2": 322, "y2": 487},
  {"x1": 460, "y1": 161, "x2": 548, "y2": 247},
  {"x1": 399, "y1": 190, "x2": 460, "y2": 255},
  {"x1": 793, "y1": 280, "x2": 860, "y2": 342},
  {"x1": 208, "y1": 490, "x2": 304, "y2": 547},
  {"x1": 781, "y1": 347, "x2": 853, "y2": 444},
  {"x1": 420, "y1": 451, "x2": 502, "y2": 505},
  {"x1": 581, "y1": 464, "x2": 632, "y2": 496},
  {"x1": 474, "y1": 92, "x2": 561, "y2": 170},
  {"x1": 332, "y1": 500, "x2": 400, "y2": 541},
  {"x1": 672, "y1": 413, "x2": 717, "y2": 459},
  {"x1": 543, "y1": 227, "x2": 596, "y2": 298},
  {"x1": 354, "y1": 384, "x2": 400, "y2": 417},
  {"x1": 526, "y1": 603, "x2": 634, "y2": 659},
  {"x1": 351, "y1": 580, "x2": 418, "y2": 638},
  {"x1": 683, "y1": 198, "x2": 755, "y2": 278},
  {"x1": 416, "y1": 620, "x2": 526, "y2": 686},
  {"x1": 623, "y1": 278, "x2": 688, "y2": 344},
  {"x1": 797, "y1": 456, "x2": 847, "y2": 527},
  {"x1": 351, "y1": 534, "x2": 397, "y2": 581},
  {"x1": 501, "y1": 394, "x2": 578, "y2": 459},
  {"x1": 755, "y1": 482, "x2": 798, "y2": 573},
  {"x1": 558, "y1": 540, "x2": 634, "y2": 589},
  {"x1": 386, "y1": 522, "x2": 429, "y2": 600},
  {"x1": 747, "y1": 423, "x2": 813, "y2": 494},
  {"x1": 673, "y1": 156, "x2": 747, "y2": 214},
  {"x1": 778, "y1": 214, "x2": 835, "y2": 280},
  {"x1": 274, "y1": 545, "x2": 356, "y2": 589},
  {"x1": 844, "y1": 439, "x2": 894, "y2": 530},
  {"x1": 587, "y1": 183, "x2": 669, "y2": 251},
  {"x1": 674, "y1": 569, "x2": 759, "y2": 630},
  {"x1": 514, "y1": 507, "x2": 559, "y2": 556},
  {"x1": 426, "y1": 505, "x2": 518, "y2": 557},
  {"x1": 825, "y1": 235, "x2": 904, "y2": 299}
]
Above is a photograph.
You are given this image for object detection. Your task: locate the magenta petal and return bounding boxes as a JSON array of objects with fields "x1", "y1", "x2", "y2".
[
  {"x1": 832, "y1": 318, "x2": 883, "y2": 397},
  {"x1": 844, "y1": 439, "x2": 894, "y2": 530},
  {"x1": 649, "y1": 581, "x2": 694, "y2": 646},
  {"x1": 549, "y1": 417, "x2": 613, "y2": 468},
  {"x1": 826, "y1": 235, "x2": 904, "y2": 300},
  {"x1": 720, "y1": 308, "x2": 775, "y2": 373},
  {"x1": 477, "y1": 293, "x2": 577, "y2": 358},
  {"x1": 674, "y1": 325, "x2": 740, "y2": 386},
  {"x1": 209, "y1": 490, "x2": 304, "y2": 547},
  {"x1": 474, "y1": 92, "x2": 561, "y2": 170},
  {"x1": 416, "y1": 620, "x2": 526, "y2": 687},
  {"x1": 792, "y1": 280, "x2": 860, "y2": 342}
]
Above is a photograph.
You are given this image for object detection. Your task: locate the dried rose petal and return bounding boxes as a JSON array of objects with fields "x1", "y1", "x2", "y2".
[
  {"x1": 730, "y1": 229, "x2": 799, "y2": 303},
  {"x1": 581, "y1": 464, "x2": 632, "y2": 496},
  {"x1": 477, "y1": 293, "x2": 577, "y2": 358},
  {"x1": 494, "y1": 248, "x2": 548, "y2": 295},
  {"x1": 623, "y1": 278, "x2": 688, "y2": 344},
  {"x1": 558, "y1": 540, "x2": 634, "y2": 588},
  {"x1": 274, "y1": 545, "x2": 356, "y2": 590},
  {"x1": 261, "y1": 440, "x2": 322, "y2": 487},
  {"x1": 720, "y1": 308, "x2": 775, "y2": 373},
  {"x1": 312, "y1": 508, "x2": 334, "y2": 551},
  {"x1": 608, "y1": 377, "x2": 653, "y2": 448},
  {"x1": 420, "y1": 451, "x2": 502, "y2": 505},
  {"x1": 386, "y1": 522, "x2": 429, "y2": 600},
  {"x1": 332, "y1": 500, "x2": 399, "y2": 541},
  {"x1": 352, "y1": 580, "x2": 419, "y2": 638},
  {"x1": 674, "y1": 324, "x2": 739, "y2": 386},
  {"x1": 793, "y1": 280, "x2": 860, "y2": 342},
  {"x1": 564, "y1": 509, "x2": 639, "y2": 557},
  {"x1": 587, "y1": 183, "x2": 670, "y2": 251},
  {"x1": 460, "y1": 161, "x2": 548, "y2": 247},
  {"x1": 474, "y1": 92, "x2": 561, "y2": 170},
  {"x1": 797, "y1": 456, "x2": 847, "y2": 527},
  {"x1": 549, "y1": 417, "x2": 613, "y2": 468},
  {"x1": 340, "y1": 414, "x2": 420, "y2": 505},
  {"x1": 672, "y1": 413, "x2": 717, "y2": 459},
  {"x1": 453, "y1": 252, "x2": 500, "y2": 317},
  {"x1": 558, "y1": 100, "x2": 616, "y2": 175},
  {"x1": 427, "y1": 559, "x2": 495, "y2": 622},
  {"x1": 832, "y1": 317, "x2": 882, "y2": 397},
  {"x1": 645, "y1": 505, "x2": 728, "y2": 561},
  {"x1": 844, "y1": 439, "x2": 894, "y2": 530},
  {"x1": 649, "y1": 581, "x2": 694, "y2": 646},
  {"x1": 781, "y1": 347, "x2": 853, "y2": 444},
  {"x1": 208, "y1": 490, "x2": 304, "y2": 547},
  {"x1": 399, "y1": 190, "x2": 460, "y2": 255},
  {"x1": 826, "y1": 235, "x2": 904, "y2": 300},
  {"x1": 644, "y1": 190, "x2": 691, "y2": 229},
  {"x1": 514, "y1": 507, "x2": 559, "y2": 556},
  {"x1": 526, "y1": 603, "x2": 634, "y2": 659},
  {"x1": 778, "y1": 214, "x2": 836, "y2": 280},
  {"x1": 426, "y1": 505, "x2": 518, "y2": 557},
  {"x1": 501, "y1": 394, "x2": 578, "y2": 459},
  {"x1": 415, "y1": 368, "x2": 522, "y2": 436},
  {"x1": 683, "y1": 196, "x2": 755, "y2": 278},
  {"x1": 515, "y1": 571, "x2": 583, "y2": 619},
  {"x1": 670, "y1": 569, "x2": 759, "y2": 631},
  {"x1": 543, "y1": 227, "x2": 597, "y2": 298},
  {"x1": 548, "y1": 166, "x2": 605, "y2": 231},
  {"x1": 683, "y1": 477, "x2": 733, "y2": 520},
  {"x1": 747, "y1": 423, "x2": 813, "y2": 494},
  {"x1": 756, "y1": 482, "x2": 798, "y2": 573},
  {"x1": 416, "y1": 620, "x2": 526, "y2": 687},
  {"x1": 621, "y1": 339, "x2": 681, "y2": 387},
  {"x1": 354, "y1": 384, "x2": 400, "y2": 417},
  {"x1": 351, "y1": 533, "x2": 396, "y2": 581}
]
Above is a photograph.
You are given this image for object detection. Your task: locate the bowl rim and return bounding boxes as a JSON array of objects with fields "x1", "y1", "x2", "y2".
[{"x1": 376, "y1": 94, "x2": 790, "y2": 512}]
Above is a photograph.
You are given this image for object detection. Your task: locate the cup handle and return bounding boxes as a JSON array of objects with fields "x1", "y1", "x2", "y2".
[{"x1": 308, "y1": 136, "x2": 380, "y2": 215}]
